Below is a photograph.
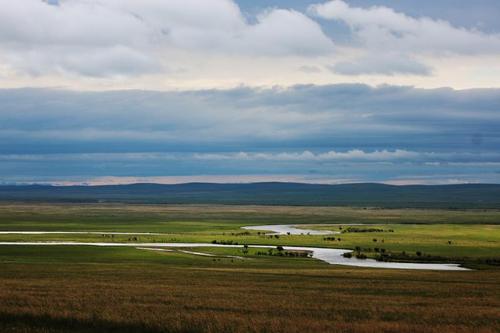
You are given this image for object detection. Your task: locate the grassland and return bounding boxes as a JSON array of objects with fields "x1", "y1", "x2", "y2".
[
  {"x1": 1, "y1": 203, "x2": 500, "y2": 229},
  {"x1": 0, "y1": 203, "x2": 499, "y2": 264},
  {"x1": 1, "y1": 246, "x2": 499, "y2": 333},
  {"x1": 0, "y1": 203, "x2": 499, "y2": 332}
]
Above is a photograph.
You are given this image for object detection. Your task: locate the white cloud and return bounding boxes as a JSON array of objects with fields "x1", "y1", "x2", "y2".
[
  {"x1": 240, "y1": 9, "x2": 334, "y2": 56},
  {"x1": 0, "y1": 1, "x2": 499, "y2": 88},
  {"x1": 193, "y1": 149, "x2": 423, "y2": 161},
  {"x1": 0, "y1": 150, "x2": 422, "y2": 162},
  {"x1": 0, "y1": 0, "x2": 333, "y2": 78},
  {"x1": 5, "y1": 150, "x2": 500, "y2": 164},
  {"x1": 191, "y1": 150, "x2": 500, "y2": 163},
  {"x1": 309, "y1": 0, "x2": 500, "y2": 75}
]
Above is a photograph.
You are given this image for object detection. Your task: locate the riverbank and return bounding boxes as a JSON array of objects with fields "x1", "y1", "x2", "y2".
[{"x1": 0, "y1": 238, "x2": 469, "y2": 270}]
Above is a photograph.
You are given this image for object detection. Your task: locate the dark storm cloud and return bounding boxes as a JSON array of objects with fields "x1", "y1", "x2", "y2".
[{"x1": 1, "y1": 84, "x2": 499, "y2": 154}]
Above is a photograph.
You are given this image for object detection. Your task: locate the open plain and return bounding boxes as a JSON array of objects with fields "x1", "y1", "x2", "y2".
[{"x1": 0, "y1": 203, "x2": 499, "y2": 332}]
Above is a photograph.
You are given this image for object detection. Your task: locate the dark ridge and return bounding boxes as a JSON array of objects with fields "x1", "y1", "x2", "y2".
[{"x1": 0, "y1": 182, "x2": 499, "y2": 208}]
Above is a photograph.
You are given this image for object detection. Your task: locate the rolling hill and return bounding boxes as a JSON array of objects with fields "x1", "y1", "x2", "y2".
[{"x1": 1, "y1": 182, "x2": 499, "y2": 208}]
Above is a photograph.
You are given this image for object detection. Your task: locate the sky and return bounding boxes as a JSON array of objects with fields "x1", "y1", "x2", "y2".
[{"x1": 0, "y1": 0, "x2": 500, "y2": 185}]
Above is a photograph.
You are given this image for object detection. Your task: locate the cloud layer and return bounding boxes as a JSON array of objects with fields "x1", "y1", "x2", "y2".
[
  {"x1": 1, "y1": 84, "x2": 499, "y2": 151},
  {"x1": 0, "y1": 0, "x2": 499, "y2": 88},
  {"x1": 0, "y1": 84, "x2": 499, "y2": 184}
]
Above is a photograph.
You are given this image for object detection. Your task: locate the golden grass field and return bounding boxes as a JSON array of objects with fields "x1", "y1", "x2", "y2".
[{"x1": 1, "y1": 257, "x2": 499, "y2": 333}]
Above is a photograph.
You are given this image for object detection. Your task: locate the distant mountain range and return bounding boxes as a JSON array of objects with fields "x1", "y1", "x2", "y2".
[{"x1": 1, "y1": 182, "x2": 500, "y2": 208}]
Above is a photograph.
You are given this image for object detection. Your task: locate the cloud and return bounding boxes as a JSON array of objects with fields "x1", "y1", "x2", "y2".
[
  {"x1": 1, "y1": 84, "x2": 499, "y2": 154},
  {"x1": 309, "y1": 0, "x2": 500, "y2": 75},
  {"x1": 3, "y1": 149, "x2": 500, "y2": 185},
  {"x1": 4, "y1": 150, "x2": 500, "y2": 165},
  {"x1": 194, "y1": 150, "x2": 500, "y2": 164},
  {"x1": 1, "y1": 0, "x2": 499, "y2": 87},
  {"x1": 193, "y1": 149, "x2": 422, "y2": 161},
  {"x1": 0, "y1": 84, "x2": 498, "y2": 186},
  {"x1": 1, "y1": 81, "x2": 499, "y2": 186},
  {"x1": 0, "y1": 0, "x2": 333, "y2": 78}
]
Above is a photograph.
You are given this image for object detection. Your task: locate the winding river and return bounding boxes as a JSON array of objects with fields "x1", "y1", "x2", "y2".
[
  {"x1": 0, "y1": 227, "x2": 469, "y2": 271},
  {"x1": 242, "y1": 224, "x2": 336, "y2": 235}
]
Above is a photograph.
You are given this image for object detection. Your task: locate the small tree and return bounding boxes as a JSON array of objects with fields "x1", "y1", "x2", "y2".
[{"x1": 277, "y1": 245, "x2": 284, "y2": 252}]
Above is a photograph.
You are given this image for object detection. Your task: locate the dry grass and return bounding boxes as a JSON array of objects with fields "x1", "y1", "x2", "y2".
[
  {"x1": 0, "y1": 262, "x2": 499, "y2": 333},
  {"x1": 2, "y1": 202, "x2": 500, "y2": 223}
]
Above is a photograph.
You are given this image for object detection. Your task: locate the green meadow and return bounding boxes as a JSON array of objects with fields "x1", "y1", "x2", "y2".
[{"x1": 0, "y1": 203, "x2": 499, "y2": 262}]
